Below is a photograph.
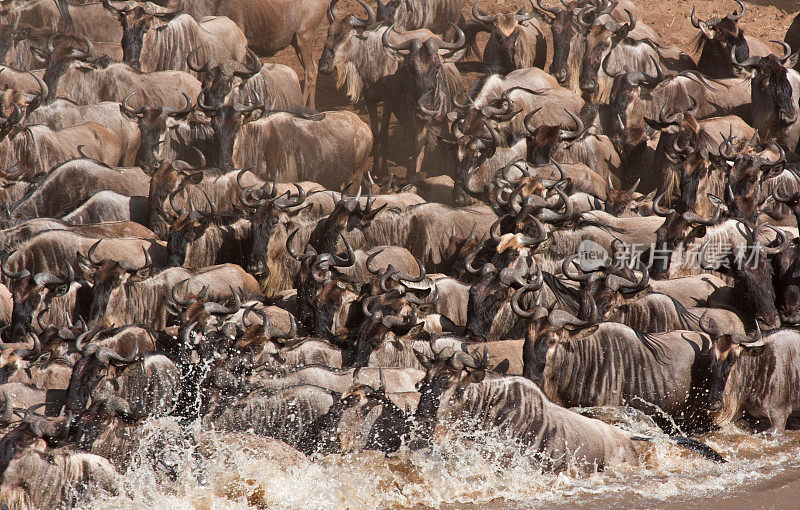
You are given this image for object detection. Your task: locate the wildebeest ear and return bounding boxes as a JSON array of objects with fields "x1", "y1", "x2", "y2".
[
  {"x1": 465, "y1": 369, "x2": 485, "y2": 383},
  {"x1": 787, "y1": 52, "x2": 800, "y2": 71},
  {"x1": 406, "y1": 322, "x2": 426, "y2": 338},
  {"x1": 493, "y1": 358, "x2": 510, "y2": 376},
  {"x1": 567, "y1": 324, "x2": 599, "y2": 340},
  {"x1": 29, "y1": 45, "x2": 47, "y2": 63},
  {"x1": 77, "y1": 251, "x2": 94, "y2": 275},
  {"x1": 185, "y1": 172, "x2": 203, "y2": 185},
  {"x1": 413, "y1": 347, "x2": 432, "y2": 369}
]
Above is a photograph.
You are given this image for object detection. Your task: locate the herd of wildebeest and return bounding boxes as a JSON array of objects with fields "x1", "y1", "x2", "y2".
[{"x1": 3, "y1": 0, "x2": 800, "y2": 506}]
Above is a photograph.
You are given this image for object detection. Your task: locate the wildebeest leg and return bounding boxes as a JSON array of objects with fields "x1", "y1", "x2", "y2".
[
  {"x1": 292, "y1": 31, "x2": 318, "y2": 109},
  {"x1": 380, "y1": 107, "x2": 392, "y2": 174},
  {"x1": 533, "y1": 28, "x2": 547, "y2": 70},
  {"x1": 367, "y1": 99, "x2": 381, "y2": 175},
  {"x1": 411, "y1": 125, "x2": 427, "y2": 179},
  {"x1": 767, "y1": 407, "x2": 790, "y2": 434}
]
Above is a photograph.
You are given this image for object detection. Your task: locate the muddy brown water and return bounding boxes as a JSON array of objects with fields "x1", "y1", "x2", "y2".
[{"x1": 81, "y1": 419, "x2": 800, "y2": 509}]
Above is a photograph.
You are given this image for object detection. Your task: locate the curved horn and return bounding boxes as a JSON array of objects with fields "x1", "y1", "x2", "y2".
[
  {"x1": 729, "y1": 0, "x2": 745, "y2": 21},
  {"x1": 381, "y1": 23, "x2": 416, "y2": 52},
  {"x1": 171, "y1": 279, "x2": 192, "y2": 307},
  {"x1": 427, "y1": 24, "x2": 466, "y2": 52},
  {"x1": 652, "y1": 192, "x2": 675, "y2": 217},
  {"x1": 516, "y1": 0, "x2": 536, "y2": 21},
  {"x1": 511, "y1": 282, "x2": 541, "y2": 317},
  {"x1": 186, "y1": 47, "x2": 208, "y2": 73},
  {"x1": 121, "y1": 92, "x2": 146, "y2": 117},
  {"x1": 562, "y1": 253, "x2": 592, "y2": 281},
  {"x1": 772, "y1": 40, "x2": 794, "y2": 65},
  {"x1": 473, "y1": 0, "x2": 499, "y2": 23},
  {"x1": 536, "y1": 0, "x2": 560, "y2": 16},
  {"x1": 690, "y1": 6, "x2": 702, "y2": 29},
  {"x1": 365, "y1": 249, "x2": 385, "y2": 275},
  {"x1": 352, "y1": 0, "x2": 376, "y2": 25},
  {"x1": 1, "y1": 255, "x2": 30, "y2": 280},
  {"x1": 763, "y1": 225, "x2": 789, "y2": 255},
  {"x1": 559, "y1": 109, "x2": 584, "y2": 140}
]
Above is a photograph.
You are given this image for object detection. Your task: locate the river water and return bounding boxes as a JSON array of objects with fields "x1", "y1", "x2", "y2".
[{"x1": 80, "y1": 418, "x2": 800, "y2": 510}]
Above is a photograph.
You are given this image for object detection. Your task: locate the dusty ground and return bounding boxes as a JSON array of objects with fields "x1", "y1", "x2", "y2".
[{"x1": 266, "y1": 0, "x2": 800, "y2": 181}]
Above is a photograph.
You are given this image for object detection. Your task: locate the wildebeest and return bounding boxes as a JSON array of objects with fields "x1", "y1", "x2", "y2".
[
  {"x1": 523, "y1": 313, "x2": 760, "y2": 430},
  {"x1": 35, "y1": 34, "x2": 201, "y2": 110},
  {"x1": 226, "y1": 107, "x2": 372, "y2": 189},
  {"x1": 181, "y1": 0, "x2": 342, "y2": 108},
  {"x1": 413, "y1": 347, "x2": 640, "y2": 472},
  {"x1": 380, "y1": 23, "x2": 467, "y2": 176},
  {"x1": 787, "y1": 12, "x2": 800, "y2": 72},
  {"x1": 1, "y1": 159, "x2": 150, "y2": 228},
  {"x1": 720, "y1": 328, "x2": 800, "y2": 433},
  {"x1": 690, "y1": 0, "x2": 771, "y2": 79},
  {"x1": 731, "y1": 42, "x2": 800, "y2": 152},
  {"x1": 469, "y1": 0, "x2": 547, "y2": 73},
  {"x1": 101, "y1": 0, "x2": 247, "y2": 76}
]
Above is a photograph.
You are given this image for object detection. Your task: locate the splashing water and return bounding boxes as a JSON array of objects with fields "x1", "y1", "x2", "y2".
[{"x1": 80, "y1": 416, "x2": 800, "y2": 510}]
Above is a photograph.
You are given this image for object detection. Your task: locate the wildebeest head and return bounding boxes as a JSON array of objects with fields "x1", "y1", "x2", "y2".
[
  {"x1": 522, "y1": 297, "x2": 598, "y2": 385},
  {"x1": 319, "y1": 0, "x2": 376, "y2": 78},
  {"x1": 30, "y1": 33, "x2": 94, "y2": 104},
  {"x1": 606, "y1": 59, "x2": 663, "y2": 149},
  {"x1": 439, "y1": 223, "x2": 483, "y2": 277},
  {"x1": 0, "y1": 400, "x2": 69, "y2": 474},
  {"x1": 287, "y1": 230, "x2": 356, "y2": 335},
  {"x1": 352, "y1": 286, "x2": 429, "y2": 369},
  {"x1": 166, "y1": 189, "x2": 228, "y2": 267},
  {"x1": 691, "y1": 0, "x2": 748, "y2": 77},
  {"x1": 71, "y1": 393, "x2": 139, "y2": 451},
  {"x1": 536, "y1": 0, "x2": 596, "y2": 86},
  {"x1": 700, "y1": 223, "x2": 787, "y2": 332},
  {"x1": 604, "y1": 175, "x2": 641, "y2": 216},
  {"x1": 694, "y1": 312, "x2": 765, "y2": 415},
  {"x1": 147, "y1": 159, "x2": 204, "y2": 239},
  {"x1": 101, "y1": 0, "x2": 184, "y2": 69},
  {"x1": 466, "y1": 235, "x2": 544, "y2": 340},
  {"x1": 561, "y1": 254, "x2": 649, "y2": 320},
  {"x1": 717, "y1": 134, "x2": 785, "y2": 222},
  {"x1": 472, "y1": 0, "x2": 537, "y2": 73},
  {"x1": 196, "y1": 89, "x2": 265, "y2": 169},
  {"x1": 732, "y1": 43, "x2": 800, "y2": 127},
  {"x1": 450, "y1": 116, "x2": 505, "y2": 206},
  {"x1": 578, "y1": 8, "x2": 636, "y2": 98},
  {"x1": 649, "y1": 192, "x2": 722, "y2": 279},
  {"x1": 233, "y1": 305, "x2": 296, "y2": 355},
  {"x1": 382, "y1": 23, "x2": 466, "y2": 120},
  {"x1": 2, "y1": 256, "x2": 74, "y2": 343},
  {"x1": 352, "y1": 266, "x2": 434, "y2": 366},
  {"x1": 120, "y1": 91, "x2": 193, "y2": 167},
  {"x1": 308, "y1": 187, "x2": 387, "y2": 255},
  {"x1": 77, "y1": 240, "x2": 154, "y2": 326},
  {"x1": 412, "y1": 346, "x2": 490, "y2": 443},
  {"x1": 524, "y1": 107, "x2": 585, "y2": 164},
  {"x1": 242, "y1": 178, "x2": 308, "y2": 277},
  {"x1": 65, "y1": 327, "x2": 139, "y2": 414},
  {"x1": 188, "y1": 47, "x2": 262, "y2": 108}
]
